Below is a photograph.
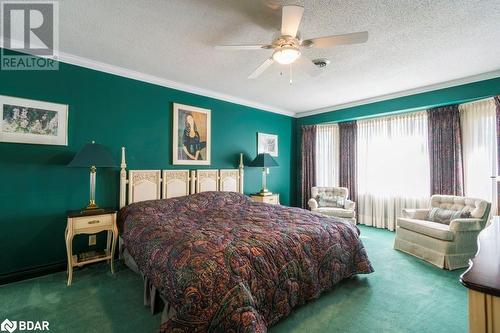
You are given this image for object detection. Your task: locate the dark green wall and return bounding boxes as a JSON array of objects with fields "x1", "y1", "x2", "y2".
[
  {"x1": 295, "y1": 77, "x2": 500, "y2": 204},
  {"x1": 0, "y1": 60, "x2": 297, "y2": 277}
]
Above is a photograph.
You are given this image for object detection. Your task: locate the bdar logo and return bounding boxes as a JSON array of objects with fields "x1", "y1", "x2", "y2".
[{"x1": 0, "y1": 319, "x2": 17, "y2": 333}]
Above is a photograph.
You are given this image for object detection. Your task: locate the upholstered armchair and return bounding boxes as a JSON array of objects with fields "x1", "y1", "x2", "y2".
[
  {"x1": 308, "y1": 187, "x2": 356, "y2": 224},
  {"x1": 394, "y1": 195, "x2": 491, "y2": 270}
]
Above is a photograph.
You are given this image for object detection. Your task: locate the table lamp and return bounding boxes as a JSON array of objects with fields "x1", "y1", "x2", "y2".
[
  {"x1": 249, "y1": 153, "x2": 279, "y2": 196},
  {"x1": 68, "y1": 141, "x2": 116, "y2": 213}
]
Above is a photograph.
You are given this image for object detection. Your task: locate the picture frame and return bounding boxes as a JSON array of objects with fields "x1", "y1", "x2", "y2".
[
  {"x1": 257, "y1": 132, "x2": 278, "y2": 157},
  {"x1": 0, "y1": 95, "x2": 68, "y2": 146},
  {"x1": 173, "y1": 103, "x2": 211, "y2": 165}
]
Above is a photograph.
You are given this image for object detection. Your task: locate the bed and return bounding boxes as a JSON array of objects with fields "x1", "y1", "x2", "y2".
[{"x1": 117, "y1": 148, "x2": 373, "y2": 332}]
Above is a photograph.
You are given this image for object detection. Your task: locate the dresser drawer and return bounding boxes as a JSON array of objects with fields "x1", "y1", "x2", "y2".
[
  {"x1": 263, "y1": 196, "x2": 279, "y2": 204},
  {"x1": 72, "y1": 214, "x2": 113, "y2": 230},
  {"x1": 251, "y1": 194, "x2": 280, "y2": 205}
]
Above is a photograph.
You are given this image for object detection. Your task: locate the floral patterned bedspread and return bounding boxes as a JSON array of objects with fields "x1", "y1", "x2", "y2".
[{"x1": 118, "y1": 192, "x2": 373, "y2": 333}]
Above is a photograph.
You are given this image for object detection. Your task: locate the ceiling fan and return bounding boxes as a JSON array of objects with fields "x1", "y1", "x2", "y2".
[{"x1": 215, "y1": 5, "x2": 368, "y2": 81}]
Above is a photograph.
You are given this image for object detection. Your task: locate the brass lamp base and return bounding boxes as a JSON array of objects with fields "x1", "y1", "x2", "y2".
[
  {"x1": 256, "y1": 189, "x2": 273, "y2": 196},
  {"x1": 81, "y1": 201, "x2": 105, "y2": 214},
  {"x1": 86, "y1": 201, "x2": 99, "y2": 210}
]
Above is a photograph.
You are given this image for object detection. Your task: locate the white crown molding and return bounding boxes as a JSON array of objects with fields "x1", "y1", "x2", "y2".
[
  {"x1": 58, "y1": 52, "x2": 296, "y2": 117},
  {"x1": 1, "y1": 37, "x2": 295, "y2": 117},
  {"x1": 296, "y1": 70, "x2": 500, "y2": 118}
]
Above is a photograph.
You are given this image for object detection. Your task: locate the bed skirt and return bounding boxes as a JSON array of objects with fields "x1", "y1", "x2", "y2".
[{"x1": 122, "y1": 245, "x2": 176, "y2": 324}]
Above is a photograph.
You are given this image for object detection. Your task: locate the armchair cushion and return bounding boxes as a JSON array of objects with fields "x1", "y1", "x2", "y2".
[
  {"x1": 398, "y1": 218, "x2": 454, "y2": 241},
  {"x1": 314, "y1": 207, "x2": 355, "y2": 219},
  {"x1": 317, "y1": 194, "x2": 345, "y2": 208},
  {"x1": 427, "y1": 207, "x2": 468, "y2": 225}
]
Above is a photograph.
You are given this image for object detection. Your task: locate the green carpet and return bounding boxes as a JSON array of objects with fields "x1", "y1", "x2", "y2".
[{"x1": 0, "y1": 225, "x2": 467, "y2": 332}]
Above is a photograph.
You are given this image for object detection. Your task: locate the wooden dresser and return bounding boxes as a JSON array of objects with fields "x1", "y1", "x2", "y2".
[{"x1": 460, "y1": 218, "x2": 500, "y2": 333}]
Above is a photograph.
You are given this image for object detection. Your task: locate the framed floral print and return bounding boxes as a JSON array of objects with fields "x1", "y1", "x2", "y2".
[
  {"x1": 257, "y1": 132, "x2": 278, "y2": 157},
  {"x1": 0, "y1": 95, "x2": 68, "y2": 146},
  {"x1": 173, "y1": 103, "x2": 211, "y2": 165}
]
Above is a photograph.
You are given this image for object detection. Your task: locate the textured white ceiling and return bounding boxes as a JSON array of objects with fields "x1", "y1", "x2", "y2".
[{"x1": 59, "y1": 0, "x2": 500, "y2": 116}]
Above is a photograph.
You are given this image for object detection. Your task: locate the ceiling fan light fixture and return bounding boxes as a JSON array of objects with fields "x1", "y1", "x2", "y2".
[{"x1": 272, "y1": 46, "x2": 301, "y2": 65}]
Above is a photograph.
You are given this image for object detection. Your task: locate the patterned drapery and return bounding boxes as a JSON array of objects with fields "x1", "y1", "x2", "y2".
[
  {"x1": 427, "y1": 105, "x2": 464, "y2": 196},
  {"x1": 301, "y1": 125, "x2": 317, "y2": 208},
  {"x1": 338, "y1": 121, "x2": 358, "y2": 202}
]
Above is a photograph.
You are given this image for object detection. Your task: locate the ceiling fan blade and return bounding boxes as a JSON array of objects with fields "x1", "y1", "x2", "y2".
[
  {"x1": 248, "y1": 58, "x2": 274, "y2": 79},
  {"x1": 281, "y1": 5, "x2": 304, "y2": 37},
  {"x1": 302, "y1": 31, "x2": 368, "y2": 48},
  {"x1": 296, "y1": 56, "x2": 321, "y2": 77},
  {"x1": 215, "y1": 44, "x2": 273, "y2": 50}
]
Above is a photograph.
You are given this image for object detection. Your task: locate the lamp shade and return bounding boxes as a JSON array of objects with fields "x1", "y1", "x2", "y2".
[
  {"x1": 68, "y1": 141, "x2": 116, "y2": 168},
  {"x1": 249, "y1": 153, "x2": 279, "y2": 167}
]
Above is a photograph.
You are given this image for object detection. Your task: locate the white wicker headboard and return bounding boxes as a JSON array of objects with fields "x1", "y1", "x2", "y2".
[{"x1": 119, "y1": 147, "x2": 244, "y2": 209}]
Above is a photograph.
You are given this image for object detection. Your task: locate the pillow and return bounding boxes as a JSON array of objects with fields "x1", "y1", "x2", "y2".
[
  {"x1": 317, "y1": 194, "x2": 345, "y2": 208},
  {"x1": 461, "y1": 211, "x2": 472, "y2": 219},
  {"x1": 427, "y1": 207, "x2": 469, "y2": 225}
]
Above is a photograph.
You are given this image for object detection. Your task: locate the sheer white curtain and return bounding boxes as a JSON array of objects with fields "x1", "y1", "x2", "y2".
[
  {"x1": 460, "y1": 98, "x2": 497, "y2": 203},
  {"x1": 357, "y1": 111, "x2": 430, "y2": 230},
  {"x1": 315, "y1": 124, "x2": 340, "y2": 187}
]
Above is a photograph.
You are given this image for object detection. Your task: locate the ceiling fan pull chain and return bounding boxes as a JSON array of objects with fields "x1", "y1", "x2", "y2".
[{"x1": 289, "y1": 64, "x2": 293, "y2": 85}]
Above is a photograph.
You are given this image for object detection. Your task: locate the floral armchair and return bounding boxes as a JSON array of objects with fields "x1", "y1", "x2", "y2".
[{"x1": 308, "y1": 187, "x2": 356, "y2": 224}]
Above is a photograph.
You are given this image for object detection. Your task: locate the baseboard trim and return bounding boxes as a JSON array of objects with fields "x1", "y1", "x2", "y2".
[{"x1": 0, "y1": 261, "x2": 66, "y2": 285}]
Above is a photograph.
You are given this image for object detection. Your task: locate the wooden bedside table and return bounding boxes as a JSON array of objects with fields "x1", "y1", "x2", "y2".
[
  {"x1": 65, "y1": 209, "x2": 118, "y2": 286},
  {"x1": 250, "y1": 193, "x2": 280, "y2": 205}
]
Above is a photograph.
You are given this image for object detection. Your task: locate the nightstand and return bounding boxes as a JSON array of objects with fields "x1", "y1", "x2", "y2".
[
  {"x1": 250, "y1": 193, "x2": 280, "y2": 205},
  {"x1": 65, "y1": 209, "x2": 118, "y2": 286}
]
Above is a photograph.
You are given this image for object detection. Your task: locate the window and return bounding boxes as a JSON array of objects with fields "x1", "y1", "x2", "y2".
[
  {"x1": 460, "y1": 99, "x2": 497, "y2": 202},
  {"x1": 357, "y1": 111, "x2": 430, "y2": 230},
  {"x1": 315, "y1": 124, "x2": 339, "y2": 187}
]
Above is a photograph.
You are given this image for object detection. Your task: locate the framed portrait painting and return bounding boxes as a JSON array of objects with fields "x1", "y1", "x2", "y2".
[
  {"x1": 173, "y1": 103, "x2": 211, "y2": 165},
  {"x1": 257, "y1": 132, "x2": 278, "y2": 157},
  {"x1": 0, "y1": 95, "x2": 68, "y2": 146}
]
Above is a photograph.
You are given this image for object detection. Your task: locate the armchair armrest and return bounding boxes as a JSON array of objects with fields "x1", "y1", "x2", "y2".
[
  {"x1": 449, "y1": 218, "x2": 484, "y2": 232},
  {"x1": 308, "y1": 198, "x2": 318, "y2": 210},
  {"x1": 345, "y1": 199, "x2": 356, "y2": 211},
  {"x1": 402, "y1": 209, "x2": 429, "y2": 220}
]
